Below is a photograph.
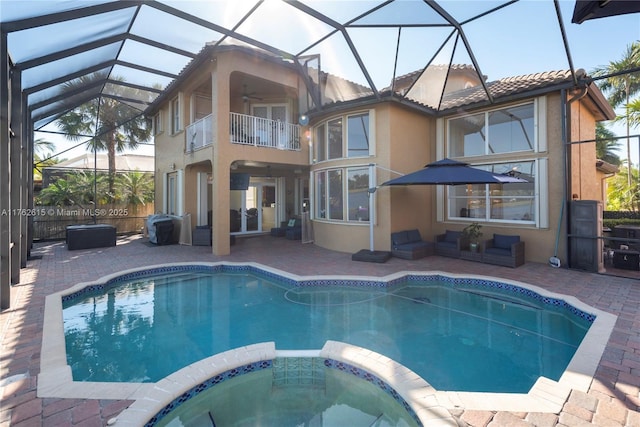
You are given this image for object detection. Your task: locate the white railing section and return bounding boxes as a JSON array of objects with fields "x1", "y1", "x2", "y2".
[
  {"x1": 185, "y1": 114, "x2": 214, "y2": 153},
  {"x1": 230, "y1": 112, "x2": 301, "y2": 151}
]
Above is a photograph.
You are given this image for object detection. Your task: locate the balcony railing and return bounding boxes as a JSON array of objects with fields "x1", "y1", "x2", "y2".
[
  {"x1": 230, "y1": 112, "x2": 300, "y2": 151},
  {"x1": 185, "y1": 114, "x2": 213, "y2": 153},
  {"x1": 185, "y1": 112, "x2": 301, "y2": 153}
]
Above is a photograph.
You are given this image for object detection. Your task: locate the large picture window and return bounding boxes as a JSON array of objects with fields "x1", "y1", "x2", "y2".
[
  {"x1": 315, "y1": 166, "x2": 370, "y2": 223},
  {"x1": 315, "y1": 111, "x2": 371, "y2": 161},
  {"x1": 448, "y1": 103, "x2": 535, "y2": 157},
  {"x1": 448, "y1": 161, "x2": 536, "y2": 223},
  {"x1": 446, "y1": 101, "x2": 540, "y2": 226}
]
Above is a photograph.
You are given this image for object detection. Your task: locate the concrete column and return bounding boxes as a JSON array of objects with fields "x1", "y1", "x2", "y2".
[{"x1": 210, "y1": 67, "x2": 231, "y2": 256}]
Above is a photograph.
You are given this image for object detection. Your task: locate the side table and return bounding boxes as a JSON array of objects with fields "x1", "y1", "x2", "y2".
[{"x1": 460, "y1": 250, "x2": 482, "y2": 263}]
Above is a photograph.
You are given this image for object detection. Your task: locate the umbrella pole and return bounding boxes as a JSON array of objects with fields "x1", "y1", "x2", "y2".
[
  {"x1": 369, "y1": 187, "x2": 376, "y2": 252},
  {"x1": 369, "y1": 163, "x2": 376, "y2": 251}
]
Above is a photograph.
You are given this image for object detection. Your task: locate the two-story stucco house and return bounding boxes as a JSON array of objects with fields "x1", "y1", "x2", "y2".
[{"x1": 146, "y1": 41, "x2": 614, "y2": 267}]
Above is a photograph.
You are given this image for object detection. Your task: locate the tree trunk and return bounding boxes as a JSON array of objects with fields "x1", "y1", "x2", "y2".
[{"x1": 107, "y1": 131, "x2": 116, "y2": 200}]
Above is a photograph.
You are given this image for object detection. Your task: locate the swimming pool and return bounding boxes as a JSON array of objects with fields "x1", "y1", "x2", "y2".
[
  {"x1": 62, "y1": 266, "x2": 590, "y2": 393},
  {"x1": 38, "y1": 262, "x2": 616, "y2": 423}
]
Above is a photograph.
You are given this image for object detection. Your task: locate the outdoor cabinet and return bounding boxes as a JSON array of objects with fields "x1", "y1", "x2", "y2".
[{"x1": 569, "y1": 200, "x2": 604, "y2": 273}]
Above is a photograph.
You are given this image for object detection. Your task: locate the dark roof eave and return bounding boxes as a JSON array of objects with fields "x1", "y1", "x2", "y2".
[
  {"x1": 305, "y1": 92, "x2": 438, "y2": 121},
  {"x1": 586, "y1": 81, "x2": 616, "y2": 121}
]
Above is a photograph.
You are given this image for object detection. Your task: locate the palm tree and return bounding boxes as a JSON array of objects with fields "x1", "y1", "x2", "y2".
[
  {"x1": 593, "y1": 41, "x2": 640, "y2": 186},
  {"x1": 55, "y1": 73, "x2": 152, "y2": 199},
  {"x1": 607, "y1": 166, "x2": 640, "y2": 211},
  {"x1": 114, "y1": 170, "x2": 154, "y2": 213},
  {"x1": 33, "y1": 138, "x2": 60, "y2": 181},
  {"x1": 595, "y1": 123, "x2": 622, "y2": 166},
  {"x1": 38, "y1": 171, "x2": 107, "y2": 207},
  {"x1": 34, "y1": 137, "x2": 56, "y2": 154},
  {"x1": 626, "y1": 97, "x2": 640, "y2": 129}
]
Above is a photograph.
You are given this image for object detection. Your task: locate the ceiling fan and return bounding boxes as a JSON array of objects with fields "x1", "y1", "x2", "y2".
[{"x1": 241, "y1": 84, "x2": 262, "y2": 102}]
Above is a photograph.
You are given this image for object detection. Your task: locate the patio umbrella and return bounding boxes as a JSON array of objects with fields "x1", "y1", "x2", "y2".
[
  {"x1": 354, "y1": 159, "x2": 528, "y2": 260},
  {"x1": 572, "y1": 0, "x2": 640, "y2": 24},
  {"x1": 380, "y1": 158, "x2": 528, "y2": 187}
]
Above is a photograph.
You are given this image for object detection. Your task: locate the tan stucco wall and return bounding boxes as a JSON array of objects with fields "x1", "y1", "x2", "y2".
[
  {"x1": 569, "y1": 94, "x2": 600, "y2": 201},
  {"x1": 154, "y1": 49, "x2": 309, "y2": 255},
  {"x1": 311, "y1": 103, "x2": 433, "y2": 254}
]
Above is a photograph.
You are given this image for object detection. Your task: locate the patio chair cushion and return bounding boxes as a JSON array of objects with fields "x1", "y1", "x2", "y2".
[
  {"x1": 444, "y1": 230, "x2": 461, "y2": 243},
  {"x1": 392, "y1": 231, "x2": 411, "y2": 245},
  {"x1": 484, "y1": 247, "x2": 512, "y2": 257},
  {"x1": 406, "y1": 229, "x2": 422, "y2": 243},
  {"x1": 493, "y1": 234, "x2": 520, "y2": 249}
]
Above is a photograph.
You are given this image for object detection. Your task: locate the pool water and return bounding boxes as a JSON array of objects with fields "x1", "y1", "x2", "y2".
[
  {"x1": 155, "y1": 358, "x2": 419, "y2": 427},
  {"x1": 63, "y1": 269, "x2": 591, "y2": 392}
]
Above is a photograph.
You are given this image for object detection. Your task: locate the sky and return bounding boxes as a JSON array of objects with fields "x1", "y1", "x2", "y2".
[{"x1": 24, "y1": 0, "x2": 640, "y2": 164}]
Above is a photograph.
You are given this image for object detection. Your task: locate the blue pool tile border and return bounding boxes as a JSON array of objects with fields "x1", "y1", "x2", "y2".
[
  {"x1": 60, "y1": 264, "x2": 595, "y2": 323},
  {"x1": 324, "y1": 358, "x2": 421, "y2": 425},
  {"x1": 143, "y1": 359, "x2": 273, "y2": 427},
  {"x1": 143, "y1": 357, "x2": 422, "y2": 427}
]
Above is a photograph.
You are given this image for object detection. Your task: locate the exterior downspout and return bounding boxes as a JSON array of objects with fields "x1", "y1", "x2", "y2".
[{"x1": 563, "y1": 85, "x2": 589, "y2": 266}]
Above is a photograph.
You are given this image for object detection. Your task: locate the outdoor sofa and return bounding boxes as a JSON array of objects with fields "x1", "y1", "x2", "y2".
[{"x1": 390, "y1": 229, "x2": 433, "y2": 260}]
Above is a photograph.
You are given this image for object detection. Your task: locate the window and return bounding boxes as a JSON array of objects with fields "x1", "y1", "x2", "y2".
[
  {"x1": 167, "y1": 172, "x2": 177, "y2": 215},
  {"x1": 315, "y1": 111, "x2": 371, "y2": 161},
  {"x1": 347, "y1": 113, "x2": 370, "y2": 157},
  {"x1": 445, "y1": 101, "x2": 540, "y2": 225},
  {"x1": 315, "y1": 166, "x2": 369, "y2": 223},
  {"x1": 449, "y1": 161, "x2": 536, "y2": 223},
  {"x1": 315, "y1": 124, "x2": 326, "y2": 162},
  {"x1": 315, "y1": 170, "x2": 326, "y2": 218},
  {"x1": 153, "y1": 112, "x2": 163, "y2": 135},
  {"x1": 448, "y1": 103, "x2": 534, "y2": 157},
  {"x1": 170, "y1": 96, "x2": 181, "y2": 134},
  {"x1": 328, "y1": 118, "x2": 342, "y2": 159},
  {"x1": 348, "y1": 167, "x2": 369, "y2": 221}
]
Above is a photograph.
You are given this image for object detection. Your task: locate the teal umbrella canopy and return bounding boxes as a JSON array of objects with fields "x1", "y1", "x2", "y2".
[{"x1": 381, "y1": 158, "x2": 527, "y2": 186}]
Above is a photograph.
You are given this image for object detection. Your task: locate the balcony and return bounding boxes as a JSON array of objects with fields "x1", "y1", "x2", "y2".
[
  {"x1": 185, "y1": 114, "x2": 213, "y2": 153},
  {"x1": 230, "y1": 112, "x2": 300, "y2": 151},
  {"x1": 185, "y1": 113, "x2": 301, "y2": 153}
]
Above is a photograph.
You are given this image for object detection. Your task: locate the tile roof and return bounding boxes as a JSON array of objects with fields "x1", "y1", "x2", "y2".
[{"x1": 438, "y1": 69, "x2": 585, "y2": 111}]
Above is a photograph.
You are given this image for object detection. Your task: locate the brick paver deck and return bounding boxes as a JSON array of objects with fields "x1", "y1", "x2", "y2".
[{"x1": 1, "y1": 234, "x2": 639, "y2": 426}]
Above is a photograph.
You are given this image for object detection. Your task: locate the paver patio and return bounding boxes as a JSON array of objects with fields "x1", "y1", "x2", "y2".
[{"x1": 1, "y1": 234, "x2": 639, "y2": 426}]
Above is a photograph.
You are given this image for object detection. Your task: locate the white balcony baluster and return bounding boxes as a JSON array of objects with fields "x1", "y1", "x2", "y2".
[{"x1": 230, "y1": 112, "x2": 300, "y2": 151}]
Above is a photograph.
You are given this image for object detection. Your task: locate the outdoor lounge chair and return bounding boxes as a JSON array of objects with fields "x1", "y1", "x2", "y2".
[
  {"x1": 435, "y1": 230, "x2": 466, "y2": 258},
  {"x1": 482, "y1": 233, "x2": 525, "y2": 268},
  {"x1": 285, "y1": 218, "x2": 302, "y2": 240},
  {"x1": 271, "y1": 219, "x2": 299, "y2": 237}
]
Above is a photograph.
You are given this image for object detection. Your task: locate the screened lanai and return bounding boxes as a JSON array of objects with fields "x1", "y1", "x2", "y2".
[{"x1": 1, "y1": 0, "x2": 639, "y2": 308}]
